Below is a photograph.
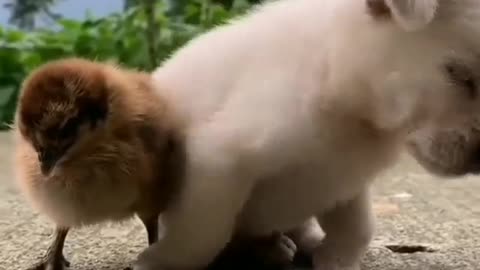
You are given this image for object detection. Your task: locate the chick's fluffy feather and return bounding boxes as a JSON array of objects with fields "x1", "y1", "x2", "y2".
[{"x1": 13, "y1": 58, "x2": 181, "y2": 227}]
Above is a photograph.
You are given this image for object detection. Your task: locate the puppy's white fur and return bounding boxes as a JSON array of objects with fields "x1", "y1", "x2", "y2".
[{"x1": 135, "y1": 1, "x2": 480, "y2": 269}]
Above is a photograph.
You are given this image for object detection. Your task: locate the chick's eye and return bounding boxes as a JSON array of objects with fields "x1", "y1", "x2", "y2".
[
  {"x1": 59, "y1": 116, "x2": 80, "y2": 139},
  {"x1": 445, "y1": 63, "x2": 477, "y2": 99},
  {"x1": 60, "y1": 138, "x2": 75, "y2": 153}
]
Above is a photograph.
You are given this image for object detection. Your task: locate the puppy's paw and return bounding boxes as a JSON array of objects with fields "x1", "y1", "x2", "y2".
[
  {"x1": 258, "y1": 232, "x2": 297, "y2": 266},
  {"x1": 213, "y1": 232, "x2": 296, "y2": 269}
]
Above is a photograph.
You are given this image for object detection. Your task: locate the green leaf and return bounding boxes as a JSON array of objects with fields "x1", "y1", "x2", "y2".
[
  {"x1": 232, "y1": 0, "x2": 251, "y2": 11},
  {"x1": 0, "y1": 85, "x2": 16, "y2": 107},
  {"x1": 20, "y1": 53, "x2": 43, "y2": 70},
  {"x1": 57, "y1": 19, "x2": 82, "y2": 32},
  {"x1": 6, "y1": 30, "x2": 26, "y2": 42}
]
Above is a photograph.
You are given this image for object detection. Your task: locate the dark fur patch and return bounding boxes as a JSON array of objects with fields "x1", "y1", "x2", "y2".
[
  {"x1": 137, "y1": 120, "x2": 162, "y2": 154},
  {"x1": 58, "y1": 115, "x2": 81, "y2": 139},
  {"x1": 76, "y1": 94, "x2": 109, "y2": 129},
  {"x1": 366, "y1": 0, "x2": 391, "y2": 18},
  {"x1": 445, "y1": 62, "x2": 478, "y2": 99},
  {"x1": 137, "y1": 120, "x2": 185, "y2": 212},
  {"x1": 159, "y1": 134, "x2": 186, "y2": 211}
]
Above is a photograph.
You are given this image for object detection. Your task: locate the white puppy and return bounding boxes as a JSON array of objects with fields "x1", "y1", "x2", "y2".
[{"x1": 135, "y1": 1, "x2": 480, "y2": 270}]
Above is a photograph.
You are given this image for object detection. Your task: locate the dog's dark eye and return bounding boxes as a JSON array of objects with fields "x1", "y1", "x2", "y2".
[{"x1": 445, "y1": 63, "x2": 477, "y2": 99}]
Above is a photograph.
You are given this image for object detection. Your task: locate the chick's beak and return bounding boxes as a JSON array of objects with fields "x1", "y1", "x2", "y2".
[{"x1": 39, "y1": 150, "x2": 61, "y2": 175}]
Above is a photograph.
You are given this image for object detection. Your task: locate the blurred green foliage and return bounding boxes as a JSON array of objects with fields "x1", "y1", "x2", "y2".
[{"x1": 0, "y1": 0, "x2": 253, "y2": 129}]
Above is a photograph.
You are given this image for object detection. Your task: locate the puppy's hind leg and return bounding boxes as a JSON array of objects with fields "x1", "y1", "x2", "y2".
[
  {"x1": 285, "y1": 217, "x2": 324, "y2": 267},
  {"x1": 27, "y1": 227, "x2": 71, "y2": 270},
  {"x1": 313, "y1": 189, "x2": 375, "y2": 270}
]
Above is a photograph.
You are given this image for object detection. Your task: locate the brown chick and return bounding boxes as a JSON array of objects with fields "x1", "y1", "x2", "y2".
[{"x1": 12, "y1": 58, "x2": 183, "y2": 270}]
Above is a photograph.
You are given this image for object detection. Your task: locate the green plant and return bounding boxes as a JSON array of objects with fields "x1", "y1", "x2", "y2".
[{"x1": 0, "y1": 0, "x2": 252, "y2": 130}]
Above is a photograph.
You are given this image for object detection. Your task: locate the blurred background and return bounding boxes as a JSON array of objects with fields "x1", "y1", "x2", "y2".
[{"x1": 0, "y1": 0, "x2": 262, "y2": 131}]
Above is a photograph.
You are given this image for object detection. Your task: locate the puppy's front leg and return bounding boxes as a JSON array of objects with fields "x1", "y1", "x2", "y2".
[
  {"x1": 133, "y1": 151, "x2": 253, "y2": 270},
  {"x1": 314, "y1": 189, "x2": 374, "y2": 270}
]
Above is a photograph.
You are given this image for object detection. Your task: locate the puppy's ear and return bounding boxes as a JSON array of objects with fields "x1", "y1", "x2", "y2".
[{"x1": 367, "y1": 0, "x2": 439, "y2": 31}]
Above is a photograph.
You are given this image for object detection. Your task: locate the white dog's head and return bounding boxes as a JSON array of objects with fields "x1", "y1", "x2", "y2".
[{"x1": 332, "y1": 0, "x2": 480, "y2": 132}]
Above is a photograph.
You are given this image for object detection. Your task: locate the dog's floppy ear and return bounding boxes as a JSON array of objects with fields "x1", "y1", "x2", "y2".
[{"x1": 367, "y1": 0, "x2": 439, "y2": 31}]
